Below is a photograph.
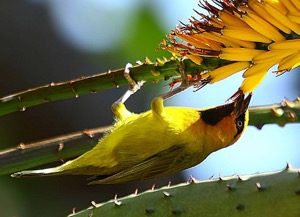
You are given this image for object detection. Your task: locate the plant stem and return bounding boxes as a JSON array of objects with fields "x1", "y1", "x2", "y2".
[
  {"x1": 248, "y1": 97, "x2": 300, "y2": 128},
  {"x1": 0, "y1": 126, "x2": 111, "y2": 175},
  {"x1": 0, "y1": 58, "x2": 205, "y2": 117}
]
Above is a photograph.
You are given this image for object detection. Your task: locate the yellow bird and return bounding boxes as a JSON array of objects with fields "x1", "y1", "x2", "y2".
[{"x1": 12, "y1": 94, "x2": 251, "y2": 184}]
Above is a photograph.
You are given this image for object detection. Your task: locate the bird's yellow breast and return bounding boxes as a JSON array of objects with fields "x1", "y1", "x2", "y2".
[{"x1": 108, "y1": 107, "x2": 203, "y2": 163}]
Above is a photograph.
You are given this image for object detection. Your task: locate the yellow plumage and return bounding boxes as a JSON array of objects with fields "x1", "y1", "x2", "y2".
[{"x1": 12, "y1": 95, "x2": 251, "y2": 184}]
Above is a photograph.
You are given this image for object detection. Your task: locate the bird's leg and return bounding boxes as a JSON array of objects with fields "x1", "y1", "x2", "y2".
[
  {"x1": 112, "y1": 63, "x2": 145, "y2": 119},
  {"x1": 116, "y1": 63, "x2": 145, "y2": 104},
  {"x1": 161, "y1": 58, "x2": 192, "y2": 100}
]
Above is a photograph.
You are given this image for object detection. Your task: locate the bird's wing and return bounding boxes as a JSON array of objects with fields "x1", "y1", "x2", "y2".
[{"x1": 88, "y1": 144, "x2": 190, "y2": 184}]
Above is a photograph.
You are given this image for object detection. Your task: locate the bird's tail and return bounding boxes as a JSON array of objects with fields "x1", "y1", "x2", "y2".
[
  {"x1": 11, "y1": 166, "x2": 66, "y2": 178},
  {"x1": 11, "y1": 167, "x2": 62, "y2": 178}
]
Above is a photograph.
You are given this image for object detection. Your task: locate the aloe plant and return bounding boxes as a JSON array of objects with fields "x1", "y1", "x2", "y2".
[{"x1": 69, "y1": 166, "x2": 300, "y2": 217}]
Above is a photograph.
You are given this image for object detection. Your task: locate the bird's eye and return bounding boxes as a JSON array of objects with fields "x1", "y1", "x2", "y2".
[
  {"x1": 236, "y1": 120, "x2": 243, "y2": 128},
  {"x1": 234, "y1": 113, "x2": 246, "y2": 138}
]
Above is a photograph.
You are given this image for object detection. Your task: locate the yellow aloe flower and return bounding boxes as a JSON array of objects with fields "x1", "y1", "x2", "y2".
[{"x1": 161, "y1": 0, "x2": 300, "y2": 98}]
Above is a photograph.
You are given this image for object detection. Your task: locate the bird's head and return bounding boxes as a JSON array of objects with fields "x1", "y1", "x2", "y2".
[{"x1": 200, "y1": 93, "x2": 252, "y2": 150}]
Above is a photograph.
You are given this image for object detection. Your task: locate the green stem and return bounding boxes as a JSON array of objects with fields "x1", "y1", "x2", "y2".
[
  {"x1": 248, "y1": 97, "x2": 300, "y2": 128},
  {"x1": 0, "y1": 126, "x2": 111, "y2": 175},
  {"x1": 0, "y1": 58, "x2": 205, "y2": 117}
]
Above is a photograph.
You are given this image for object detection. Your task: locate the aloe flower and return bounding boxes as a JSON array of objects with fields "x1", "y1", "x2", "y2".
[{"x1": 162, "y1": 0, "x2": 300, "y2": 98}]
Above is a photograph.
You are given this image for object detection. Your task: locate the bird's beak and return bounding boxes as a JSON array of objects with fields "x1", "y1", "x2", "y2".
[{"x1": 233, "y1": 93, "x2": 252, "y2": 117}]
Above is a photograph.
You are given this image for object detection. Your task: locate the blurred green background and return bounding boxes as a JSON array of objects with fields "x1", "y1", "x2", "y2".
[{"x1": 0, "y1": 1, "x2": 299, "y2": 216}]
